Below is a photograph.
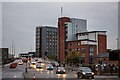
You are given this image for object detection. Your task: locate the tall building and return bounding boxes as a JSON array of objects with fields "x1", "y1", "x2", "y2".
[
  {"x1": 66, "y1": 18, "x2": 87, "y2": 41},
  {"x1": 36, "y1": 26, "x2": 58, "y2": 58},
  {"x1": 58, "y1": 17, "x2": 87, "y2": 63}
]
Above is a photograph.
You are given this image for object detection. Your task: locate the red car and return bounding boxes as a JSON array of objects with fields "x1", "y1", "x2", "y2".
[{"x1": 9, "y1": 63, "x2": 17, "y2": 68}]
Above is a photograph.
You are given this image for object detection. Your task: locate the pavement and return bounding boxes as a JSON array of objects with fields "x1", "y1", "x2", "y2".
[
  {"x1": 23, "y1": 71, "x2": 119, "y2": 80},
  {"x1": 23, "y1": 72, "x2": 34, "y2": 80}
]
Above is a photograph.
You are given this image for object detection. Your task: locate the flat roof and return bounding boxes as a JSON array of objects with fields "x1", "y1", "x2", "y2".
[
  {"x1": 66, "y1": 39, "x2": 96, "y2": 43},
  {"x1": 76, "y1": 31, "x2": 106, "y2": 35}
]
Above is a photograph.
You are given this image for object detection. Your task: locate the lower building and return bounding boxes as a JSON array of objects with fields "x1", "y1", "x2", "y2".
[
  {"x1": 65, "y1": 31, "x2": 107, "y2": 65},
  {"x1": 95, "y1": 52, "x2": 118, "y2": 65},
  {"x1": 28, "y1": 52, "x2": 36, "y2": 58},
  {"x1": 67, "y1": 40, "x2": 97, "y2": 64},
  {"x1": 19, "y1": 53, "x2": 29, "y2": 58},
  {"x1": 0, "y1": 48, "x2": 9, "y2": 64}
]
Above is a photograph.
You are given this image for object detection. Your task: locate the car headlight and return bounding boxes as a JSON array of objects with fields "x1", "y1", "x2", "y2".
[
  {"x1": 63, "y1": 70, "x2": 65, "y2": 72},
  {"x1": 92, "y1": 72, "x2": 94, "y2": 75},
  {"x1": 82, "y1": 72, "x2": 86, "y2": 75},
  {"x1": 58, "y1": 70, "x2": 60, "y2": 71}
]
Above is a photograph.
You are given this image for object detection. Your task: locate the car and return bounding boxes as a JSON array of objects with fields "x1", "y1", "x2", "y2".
[
  {"x1": 56, "y1": 67, "x2": 66, "y2": 74},
  {"x1": 9, "y1": 63, "x2": 17, "y2": 68},
  {"x1": 76, "y1": 67, "x2": 94, "y2": 79},
  {"x1": 36, "y1": 64, "x2": 42, "y2": 69},
  {"x1": 22, "y1": 58, "x2": 28, "y2": 63},
  {"x1": 18, "y1": 61, "x2": 24, "y2": 65},
  {"x1": 51, "y1": 62, "x2": 59, "y2": 67},
  {"x1": 31, "y1": 61, "x2": 36, "y2": 65},
  {"x1": 46, "y1": 64, "x2": 53, "y2": 70},
  {"x1": 37, "y1": 58, "x2": 43, "y2": 63}
]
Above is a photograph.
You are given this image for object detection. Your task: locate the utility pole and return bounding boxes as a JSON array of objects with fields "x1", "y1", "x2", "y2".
[
  {"x1": 12, "y1": 41, "x2": 14, "y2": 57},
  {"x1": 14, "y1": 43, "x2": 15, "y2": 57}
]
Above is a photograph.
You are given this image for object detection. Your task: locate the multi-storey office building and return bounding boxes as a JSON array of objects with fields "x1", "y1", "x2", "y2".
[
  {"x1": 58, "y1": 17, "x2": 87, "y2": 63},
  {"x1": 67, "y1": 31, "x2": 107, "y2": 64},
  {"x1": 36, "y1": 26, "x2": 58, "y2": 58},
  {"x1": 58, "y1": 17, "x2": 107, "y2": 64}
]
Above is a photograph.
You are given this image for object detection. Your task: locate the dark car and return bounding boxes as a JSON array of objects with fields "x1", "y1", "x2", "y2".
[
  {"x1": 76, "y1": 67, "x2": 94, "y2": 79},
  {"x1": 46, "y1": 64, "x2": 53, "y2": 70},
  {"x1": 51, "y1": 62, "x2": 59, "y2": 67},
  {"x1": 56, "y1": 67, "x2": 66, "y2": 74}
]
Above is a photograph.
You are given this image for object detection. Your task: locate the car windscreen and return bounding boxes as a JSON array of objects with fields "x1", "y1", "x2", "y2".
[
  {"x1": 58, "y1": 67, "x2": 64, "y2": 70},
  {"x1": 81, "y1": 67, "x2": 91, "y2": 72}
]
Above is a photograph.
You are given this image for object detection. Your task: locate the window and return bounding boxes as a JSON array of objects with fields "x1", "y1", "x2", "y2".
[
  {"x1": 81, "y1": 48, "x2": 85, "y2": 53},
  {"x1": 77, "y1": 43, "x2": 80, "y2": 45},
  {"x1": 76, "y1": 25, "x2": 78, "y2": 27},
  {"x1": 89, "y1": 46, "x2": 94, "y2": 53}
]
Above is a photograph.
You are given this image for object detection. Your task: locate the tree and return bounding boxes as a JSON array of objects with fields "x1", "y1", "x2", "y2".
[
  {"x1": 47, "y1": 54, "x2": 56, "y2": 61},
  {"x1": 66, "y1": 51, "x2": 81, "y2": 65}
]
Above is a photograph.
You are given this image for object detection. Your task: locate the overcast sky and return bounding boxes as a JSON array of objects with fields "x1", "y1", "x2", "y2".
[{"x1": 2, "y1": 2, "x2": 118, "y2": 56}]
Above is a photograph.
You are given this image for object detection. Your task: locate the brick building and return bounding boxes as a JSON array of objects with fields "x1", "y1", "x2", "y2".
[
  {"x1": 67, "y1": 31, "x2": 107, "y2": 64},
  {"x1": 58, "y1": 17, "x2": 107, "y2": 64},
  {"x1": 58, "y1": 17, "x2": 87, "y2": 63}
]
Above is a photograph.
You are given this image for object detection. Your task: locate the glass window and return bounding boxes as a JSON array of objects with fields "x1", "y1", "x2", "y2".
[
  {"x1": 89, "y1": 46, "x2": 94, "y2": 53},
  {"x1": 81, "y1": 48, "x2": 85, "y2": 53}
]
